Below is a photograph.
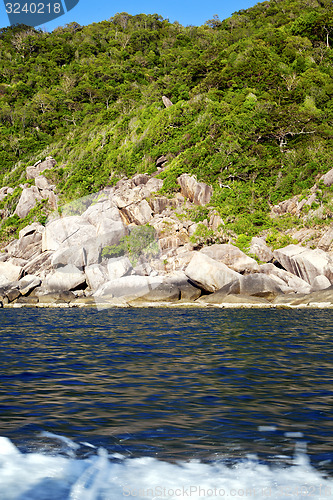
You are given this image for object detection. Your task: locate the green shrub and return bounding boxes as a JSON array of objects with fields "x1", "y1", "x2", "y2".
[
  {"x1": 266, "y1": 230, "x2": 298, "y2": 250},
  {"x1": 102, "y1": 225, "x2": 159, "y2": 265}
]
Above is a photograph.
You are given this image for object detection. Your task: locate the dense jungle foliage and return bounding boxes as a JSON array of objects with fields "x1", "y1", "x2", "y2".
[{"x1": 0, "y1": 0, "x2": 333, "y2": 236}]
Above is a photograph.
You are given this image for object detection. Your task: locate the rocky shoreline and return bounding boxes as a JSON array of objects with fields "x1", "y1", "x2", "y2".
[{"x1": 1, "y1": 158, "x2": 333, "y2": 310}]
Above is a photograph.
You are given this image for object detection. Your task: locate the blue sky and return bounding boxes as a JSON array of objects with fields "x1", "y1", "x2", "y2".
[{"x1": 0, "y1": 0, "x2": 260, "y2": 31}]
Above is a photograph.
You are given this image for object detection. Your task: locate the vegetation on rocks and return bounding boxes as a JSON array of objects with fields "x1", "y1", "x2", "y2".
[
  {"x1": 0, "y1": 0, "x2": 333, "y2": 245},
  {"x1": 101, "y1": 225, "x2": 159, "y2": 265}
]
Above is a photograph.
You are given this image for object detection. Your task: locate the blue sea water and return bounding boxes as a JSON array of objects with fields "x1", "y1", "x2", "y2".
[{"x1": 0, "y1": 307, "x2": 333, "y2": 499}]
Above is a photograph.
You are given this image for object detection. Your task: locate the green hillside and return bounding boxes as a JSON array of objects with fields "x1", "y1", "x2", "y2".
[{"x1": 1, "y1": 0, "x2": 333, "y2": 239}]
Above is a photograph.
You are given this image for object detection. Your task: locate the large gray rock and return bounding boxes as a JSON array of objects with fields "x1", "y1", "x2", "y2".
[
  {"x1": 42, "y1": 216, "x2": 97, "y2": 252},
  {"x1": 162, "y1": 96, "x2": 173, "y2": 108},
  {"x1": 112, "y1": 186, "x2": 147, "y2": 209},
  {"x1": 23, "y1": 251, "x2": 53, "y2": 278},
  {"x1": 85, "y1": 264, "x2": 108, "y2": 291},
  {"x1": 43, "y1": 265, "x2": 86, "y2": 292},
  {"x1": 0, "y1": 253, "x2": 9, "y2": 263},
  {"x1": 51, "y1": 246, "x2": 87, "y2": 270},
  {"x1": 40, "y1": 189, "x2": 58, "y2": 209},
  {"x1": 272, "y1": 287, "x2": 333, "y2": 307},
  {"x1": 311, "y1": 275, "x2": 331, "y2": 292},
  {"x1": 200, "y1": 244, "x2": 259, "y2": 273},
  {"x1": 120, "y1": 200, "x2": 152, "y2": 225},
  {"x1": 93, "y1": 275, "x2": 163, "y2": 300},
  {"x1": 95, "y1": 219, "x2": 127, "y2": 244},
  {"x1": 168, "y1": 250, "x2": 196, "y2": 272},
  {"x1": 35, "y1": 175, "x2": 53, "y2": 190},
  {"x1": 81, "y1": 200, "x2": 122, "y2": 226},
  {"x1": 249, "y1": 237, "x2": 273, "y2": 263},
  {"x1": 132, "y1": 174, "x2": 149, "y2": 186},
  {"x1": 145, "y1": 178, "x2": 164, "y2": 194},
  {"x1": 180, "y1": 282, "x2": 202, "y2": 301},
  {"x1": 159, "y1": 235, "x2": 183, "y2": 252},
  {"x1": 5, "y1": 230, "x2": 42, "y2": 260},
  {"x1": 151, "y1": 216, "x2": 182, "y2": 238},
  {"x1": 259, "y1": 263, "x2": 311, "y2": 294},
  {"x1": 177, "y1": 174, "x2": 212, "y2": 206},
  {"x1": 132, "y1": 282, "x2": 180, "y2": 302},
  {"x1": 273, "y1": 244, "x2": 333, "y2": 285},
  {"x1": 164, "y1": 271, "x2": 202, "y2": 301},
  {"x1": 0, "y1": 262, "x2": 23, "y2": 282},
  {"x1": 8, "y1": 257, "x2": 28, "y2": 267},
  {"x1": 107, "y1": 257, "x2": 132, "y2": 280},
  {"x1": 209, "y1": 211, "x2": 224, "y2": 231},
  {"x1": 0, "y1": 187, "x2": 13, "y2": 202},
  {"x1": 266, "y1": 274, "x2": 295, "y2": 294},
  {"x1": 148, "y1": 197, "x2": 173, "y2": 214},
  {"x1": 133, "y1": 262, "x2": 153, "y2": 276},
  {"x1": 113, "y1": 179, "x2": 163, "y2": 209},
  {"x1": 18, "y1": 275, "x2": 41, "y2": 295},
  {"x1": 185, "y1": 252, "x2": 241, "y2": 292},
  {"x1": 239, "y1": 274, "x2": 284, "y2": 299},
  {"x1": 0, "y1": 275, "x2": 10, "y2": 287},
  {"x1": 321, "y1": 167, "x2": 333, "y2": 187},
  {"x1": 26, "y1": 157, "x2": 56, "y2": 179},
  {"x1": 18, "y1": 222, "x2": 44, "y2": 239},
  {"x1": 84, "y1": 220, "x2": 128, "y2": 266},
  {"x1": 14, "y1": 186, "x2": 42, "y2": 218},
  {"x1": 318, "y1": 228, "x2": 333, "y2": 251},
  {"x1": 271, "y1": 196, "x2": 299, "y2": 217}
]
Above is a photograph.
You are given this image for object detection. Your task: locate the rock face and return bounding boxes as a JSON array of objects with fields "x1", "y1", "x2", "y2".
[
  {"x1": 120, "y1": 200, "x2": 152, "y2": 225},
  {"x1": 82, "y1": 200, "x2": 122, "y2": 226},
  {"x1": 249, "y1": 237, "x2": 273, "y2": 263},
  {"x1": 51, "y1": 246, "x2": 87, "y2": 270},
  {"x1": 185, "y1": 252, "x2": 240, "y2": 292},
  {"x1": 43, "y1": 265, "x2": 86, "y2": 292},
  {"x1": 14, "y1": 187, "x2": 42, "y2": 218},
  {"x1": 0, "y1": 262, "x2": 23, "y2": 282},
  {"x1": 200, "y1": 244, "x2": 259, "y2": 273},
  {"x1": 26, "y1": 157, "x2": 56, "y2": 179},
  {"x1": 239, "y1": 274, "x2": 284, "y2": 299},
  {"x1": 273, "y1": 244, "x2": 333, "y2": 285},
  {"x1": 35, "y1": 175, "x2": 54, "y2": 190},
  {"x1": 22, "y1": 251, "x2": 53, "y2": 278},
  {"x1": 270, "y1": 192, "x2": 319, "y2": 219},
  {"x1": 0, "y1": 187, "x2": 14, "y2": 202},
  {"x1": 85, "y1": 264, "x2": 108, "y2": 291},
  {"x1": 4, "y1": 157, "x2": 333, "y2": 307},
  {"x1": 107, "y1": 257, "x2": 132, "y2": 280},
  {"x1": 133, "y1": 282, "x2": 180, "y2": 302},
  {"x1": 162, "y1": 96, "x2": 173, "y2": 108},
  {"x1": 18, "y1": 275, "x2": 41, "y2": 295},
  {"x1": 259, "y1": 263, "x2": 311, "y2": 294},
  {"x1": 318, "y1": 228, "x2": 333, "y2": 251},
  {"x1": 177, "y1": 174, "x2": 212, "y2": 206},
  {"x1": 113, "y1": 178, "x2": 163, "y2": 209},
  {"x1": 148, "y1": 197, "x2": 173, "y2": 214},
  {"x1": 93, "y1": 275, "x2": 163, "y2": 300},
  {"x1": 42, "y1": 214, "x2": 126, "y2": 267},
  {"x1": 311, "y1": 275, "x2": 331, "y2": 292},
  {"x1": 200, "y1": 291, "x2": 270, "y2": 305},
  {"x1": 42, "y1": 216, "x2": 97, "y2": 252},
  {"x1": 4, "y1": 224, "x2": 43, "y2": 261},
  {"x1": 321, "y1": 167, "x2": 333, "y2": 187}
]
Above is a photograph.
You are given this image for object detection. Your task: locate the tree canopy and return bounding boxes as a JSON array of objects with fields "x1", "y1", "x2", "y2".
[{"x1": 0, "y1": 0, "x2": 333, "y2": 237}]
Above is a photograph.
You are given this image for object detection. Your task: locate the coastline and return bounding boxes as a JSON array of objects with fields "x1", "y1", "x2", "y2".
[{"x1": 2, "y1": 299, "x2": 333, "y2": 309}]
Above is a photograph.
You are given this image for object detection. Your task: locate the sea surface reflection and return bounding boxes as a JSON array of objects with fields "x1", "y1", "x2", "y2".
[{"x1": 0, "y1": 308, "x2": 333, "y2": 472}]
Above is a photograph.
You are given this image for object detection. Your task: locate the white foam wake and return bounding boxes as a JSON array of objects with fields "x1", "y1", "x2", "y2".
[{"x1": 0, "y1": 436, "x2": 332, "y2": 500}]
